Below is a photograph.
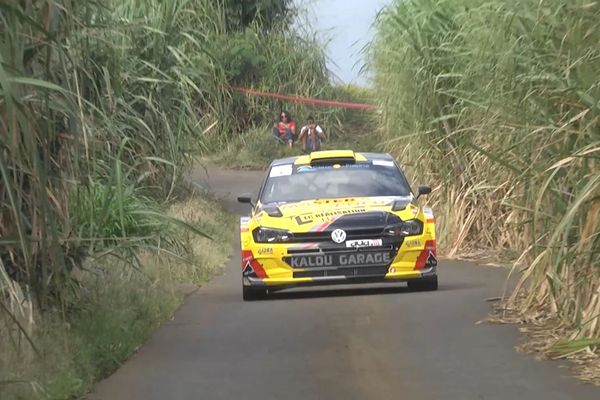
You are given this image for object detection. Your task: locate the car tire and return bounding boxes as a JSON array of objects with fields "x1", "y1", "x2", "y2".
[
  {"x1": 408, "y1": 275, "x2": 438, "y2": 291},
  {"x1": 242, "y1": 286, "x2": 267, "y2": 301}
]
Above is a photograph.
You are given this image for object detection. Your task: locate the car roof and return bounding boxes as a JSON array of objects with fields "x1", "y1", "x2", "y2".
[{"x1": 269, "y1": 150, "x2": 395, "y2": 167}]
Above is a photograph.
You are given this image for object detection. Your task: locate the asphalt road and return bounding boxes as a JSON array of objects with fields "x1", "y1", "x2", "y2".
[{"x1": 88, "y1": 168, "x2": 599, "y2": 400}]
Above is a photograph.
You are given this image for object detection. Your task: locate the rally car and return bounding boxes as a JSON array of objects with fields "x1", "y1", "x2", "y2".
[{"x1": 237, "y1": 150, "x2": 437, "y2": 300}]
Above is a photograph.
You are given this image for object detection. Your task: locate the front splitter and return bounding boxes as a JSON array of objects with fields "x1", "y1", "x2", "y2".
[{"x1": 243, "y1": 267, "x2": 437, "y2": 289}]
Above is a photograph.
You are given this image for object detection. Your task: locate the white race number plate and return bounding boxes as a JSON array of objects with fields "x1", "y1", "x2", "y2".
[{"x1": 345, "y1": 239, "x2": 383, "y2": 248}]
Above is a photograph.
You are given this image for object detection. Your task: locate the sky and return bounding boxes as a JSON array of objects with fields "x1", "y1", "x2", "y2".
[{"x1": 301, "y1": 0, "x2": 392, "y2": 86}]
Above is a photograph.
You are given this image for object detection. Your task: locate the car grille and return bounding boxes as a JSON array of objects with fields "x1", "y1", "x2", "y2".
[
  {"x1": 287, "y1": 244, "x2": 395, "y2": 255},
  {"x1": 288, "y1": 227, "x2": 384, "y2": 243},
  {"x1": 293, "y1": 266, "x2": 389, "y2": 279}
]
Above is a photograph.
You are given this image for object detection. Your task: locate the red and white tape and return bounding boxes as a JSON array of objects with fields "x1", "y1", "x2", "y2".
[{"x1": 229, "y1": 86, "x2": 377, "y2": 111}]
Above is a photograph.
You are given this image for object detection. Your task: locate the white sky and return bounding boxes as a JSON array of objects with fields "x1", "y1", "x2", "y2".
[{"x1": 301, "y1": 0, "x2": 392, "y2": 86}]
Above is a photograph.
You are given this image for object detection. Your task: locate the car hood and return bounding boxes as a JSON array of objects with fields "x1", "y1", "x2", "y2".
[{"x1": 255, "y1": 196, "x2": 418, "y2": 232}]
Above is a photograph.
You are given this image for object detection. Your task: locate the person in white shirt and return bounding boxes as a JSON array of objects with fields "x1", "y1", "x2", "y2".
[{"x1": 298, "y1": 116, "x2": 325, "y2": 154}]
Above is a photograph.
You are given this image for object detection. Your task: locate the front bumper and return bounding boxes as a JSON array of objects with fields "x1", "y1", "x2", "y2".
[
  {"x1": 241, "y1": 231, "x2": 438, "y2": 290},
  {"x1": 243, "y1": 266, "x2": 437, "y2": 289}
]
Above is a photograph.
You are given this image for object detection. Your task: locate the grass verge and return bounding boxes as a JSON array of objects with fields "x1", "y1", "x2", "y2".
[
  {"x1": 0, "y1": 191, "x2": 234, "y2": 400},
  {"x1": 485, "y1": 298, "x2": 600, "y2": 385}
]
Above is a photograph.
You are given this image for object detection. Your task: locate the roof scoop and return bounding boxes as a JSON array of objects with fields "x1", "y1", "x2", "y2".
[{"x1": 309, "y1": 150, "x2": 357, "y2": 166}]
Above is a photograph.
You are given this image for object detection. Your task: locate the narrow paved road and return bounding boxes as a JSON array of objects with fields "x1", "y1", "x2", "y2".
[{"x1": 88, "y1": 168, "x2": 598, "y2": 400}]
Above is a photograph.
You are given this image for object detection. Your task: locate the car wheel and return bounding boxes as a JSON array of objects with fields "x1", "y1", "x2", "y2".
[
  {"x1": 242, "y1": 286, "x2": 267, "y2": 301},
  {"x1": 408, "y1": 275, "x2": 438, "y2": 291}
]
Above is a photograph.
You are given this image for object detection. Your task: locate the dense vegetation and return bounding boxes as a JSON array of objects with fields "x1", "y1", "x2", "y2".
[
  {"x1": 6, "y1": 0, "x2": 596, "y2": 395},
  {"x1": 0, "y1": 0, "x2": 332, "y2": 398},
  {"x1": 370, "y1": 0, "x2": 600, "y2": 346}
]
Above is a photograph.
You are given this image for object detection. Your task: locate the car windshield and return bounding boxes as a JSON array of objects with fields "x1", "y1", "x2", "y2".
[{"x1": 260, "y1": 162, "x2": 411, "y2": 204}]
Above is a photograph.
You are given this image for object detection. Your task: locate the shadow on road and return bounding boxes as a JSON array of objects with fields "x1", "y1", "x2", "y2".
[
  {"x1": 265, "y1": 285, "x2": 410, "y2": 300},
  {"x1": 247, "y1": 280, "x2": 484, "y2": 302}
]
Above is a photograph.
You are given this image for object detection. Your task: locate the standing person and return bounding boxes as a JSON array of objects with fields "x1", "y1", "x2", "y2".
[
  {"x1": 273, "y1": 110, "x2": 296, "y2": 148},
  {"x1": 298, "y1": 115, "x2": 325, "y2": 153}
]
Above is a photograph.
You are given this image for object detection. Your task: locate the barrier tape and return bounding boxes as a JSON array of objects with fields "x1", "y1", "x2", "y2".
[{"x1": 229, "y1": 86, "x2": 377, "y2": 111}]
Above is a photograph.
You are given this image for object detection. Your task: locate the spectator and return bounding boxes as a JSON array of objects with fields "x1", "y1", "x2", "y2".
[
  {"x1": 273, "y1": 111, "x2": 296, "y2": 148},
  {"x1": 298, "y1": 115, "x2": 325, "y2": 153}
]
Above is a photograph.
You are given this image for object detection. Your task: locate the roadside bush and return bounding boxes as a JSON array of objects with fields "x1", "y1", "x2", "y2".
[{"x1": 0, "y1": 0, "x2": 329, "y2": 398}]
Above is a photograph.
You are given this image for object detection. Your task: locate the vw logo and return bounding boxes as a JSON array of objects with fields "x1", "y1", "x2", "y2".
[{"x1": 331, "y1": 229, "x2": 347, "y2": 244}]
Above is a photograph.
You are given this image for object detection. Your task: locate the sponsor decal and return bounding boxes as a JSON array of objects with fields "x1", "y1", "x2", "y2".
[
  {"x1": 372, "y1": 160, "x2": 395, "y2": 167},
  {"x1": 414, "y1": 240, "x2": 437, "y2": 270},
  {"x1": 331, "y1": 229, "x2": 347, "y2": 243},
  {"x1": 295, "y1": 215, "x2": 314, "y2": 225},
  {"x1": 423, "y1": 207, "x2": 435, "y2": 223},
  {"x1": 296, "y1": 166, "x2": 313, "y2": 173},
  {"x1": 293, "y1": 208, "x2": 367, "y2": 225},
  {"x1": 296, "y1": 164, "x2": 371, "y2": 173},
  {"x1": 290, "y1": 255, "x2": 333, "y2": 268},
  {"x1": 240, "y1": 216, "x2": 250, "y2": 232},
  {"x1": 425, "y1": 251, "x2": 438, "y2": 268},
  {"x1": 405, "y1": 239, "x2": 421, "y2": 248},
  {"x1": 257, "y1": 248, "x2": 273, "y2": 255},
  {"x1": 338, "y1": 253, "x2": 393, "y2": 266},
  {"x1": 269, "y1": 164, "x2": 293, "y2": 177},
  {"x1": 279, "y1": 202, "x2": 304, "y2": 209},
  {"x1": 242, "y1": 262, "x2": 256, "y2": 277},
  {"x1": 287, "y1": 252, "x2": 393, "y2": 268},
  {"x1": 241, "y1": 250, "x2": 268, "y2": 278},
  {"x1": 313, "y1": 208, "x2": 366, "y2": 219},
  {"x1": 346, "y1": 239, "x2": 382, "y2": 248}
]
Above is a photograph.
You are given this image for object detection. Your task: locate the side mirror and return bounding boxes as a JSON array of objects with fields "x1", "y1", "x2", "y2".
[
  {"x1": 416, "y1": 185, "x2": 432, "y2": 199},
  {"x1": 237, "y1": 194, "x2": 254, "y2": 206}
]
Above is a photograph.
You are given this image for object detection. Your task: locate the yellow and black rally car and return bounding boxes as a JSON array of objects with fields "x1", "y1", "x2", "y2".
[{"x1": 237, "y1": 150, "x2": 437, "y2": 300}]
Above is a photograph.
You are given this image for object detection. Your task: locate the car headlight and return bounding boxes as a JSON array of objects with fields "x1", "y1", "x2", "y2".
[
  {"x1": 384, "y1": 220, "x2": 423, "y2": 237},
  {"x1": 253, "y1": 227, "x2": 293, "y2": 243}
]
